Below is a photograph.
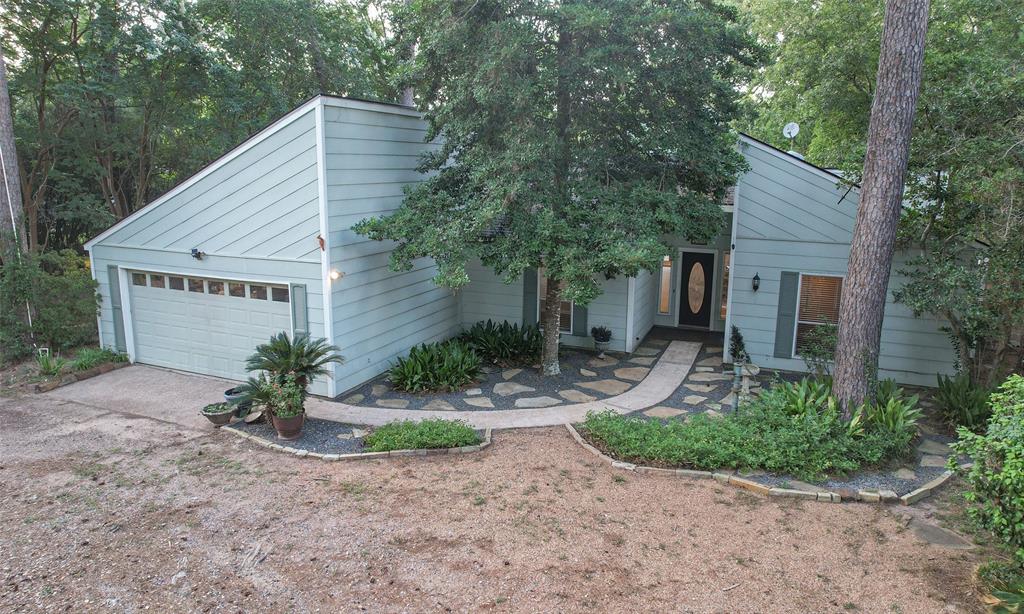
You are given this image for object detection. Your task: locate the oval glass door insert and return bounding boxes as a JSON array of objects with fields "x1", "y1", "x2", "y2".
[{"x1": 687, "y1": 262, "x2": 706, "y2": 314}]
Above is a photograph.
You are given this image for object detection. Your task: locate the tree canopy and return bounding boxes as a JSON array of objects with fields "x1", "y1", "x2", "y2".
[{"x1": 356, "y1": 0, "x2": 759, "y2": 372}]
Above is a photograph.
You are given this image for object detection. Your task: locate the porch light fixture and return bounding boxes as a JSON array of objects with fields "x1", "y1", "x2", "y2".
[
  {"x1": 191, "y1": 248, "x2": 205, "y2": 260},
  {"x1": 329, "y1": 269, "x2": 342, "y2": 281},
  {"x1": 752, "y1": 273, "x2": 760, "y2": 292}
]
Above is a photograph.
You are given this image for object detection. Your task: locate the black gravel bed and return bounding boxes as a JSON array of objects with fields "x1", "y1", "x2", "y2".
[
  {"x1": 332, "y1": 341, "x2": 668, "y2": 411},
  {"x1": 231, "y1": 417, "x2": 367, "y2": 455}
]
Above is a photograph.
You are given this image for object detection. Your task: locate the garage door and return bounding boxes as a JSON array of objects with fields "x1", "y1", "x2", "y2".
[{"x1": 127, "y1": 271, "x2": 294, "y2": 381}]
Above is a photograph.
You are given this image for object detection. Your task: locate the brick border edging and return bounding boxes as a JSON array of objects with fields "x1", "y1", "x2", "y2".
[
  {"x1": 564, "y1": 423, "x2": 955, "y2": 506},
  {"x1": 32, "y1": 362, "x2": 131, "y2": 393},
  {"x1": 221, "y1": 425, "x2": 493, "y2": 461}
]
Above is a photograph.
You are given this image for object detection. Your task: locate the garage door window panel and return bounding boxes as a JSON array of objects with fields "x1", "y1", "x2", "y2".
[
  {"x1": 207, "y1": 281, "x2": 224, "y2": 295},
  {"x1": 149, "y1": 274, "x2": 165, "y2": 288},
  {"x1": 271, "y1": 287, "x2": 289, "y2": 303},
  {"x1": 131, "y1": 273, "x2": 146, "y2": 286},
  {"x1": 188, "y1": 278, "x2": 204, "y2": 293},
  {"x1": 169, "y1": 276, "x2": 184, "y2": 290},
  {"x1": 228, "y1": 282, "x2": 245, "y2": 297},
  {"x1": 249, "y1": 285, "x2": 267, "y2": 300}
]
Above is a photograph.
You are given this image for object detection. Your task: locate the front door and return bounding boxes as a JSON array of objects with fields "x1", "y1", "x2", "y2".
[{"x1": 678, "y1": 251, "x2": 715, "y2": 328}]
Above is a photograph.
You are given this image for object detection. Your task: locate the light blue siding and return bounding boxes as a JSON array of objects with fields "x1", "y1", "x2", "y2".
[
  {"x1": 631, "y1": 271, "x2": 656, "y2": 350},
  {"x1": 729, "y1": 139, "x2": 956, "y2": 386},
  {"x1": 460, "y1": 259, "x2": 524, "y2": 326},
  {"x1": 323, "y1": 103, "x2": 459, "y2": 394}
]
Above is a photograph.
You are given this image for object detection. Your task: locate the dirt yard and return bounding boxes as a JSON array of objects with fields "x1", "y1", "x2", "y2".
[{"x1": 0, "y1": 390, "x2": 986, "y2": 613}]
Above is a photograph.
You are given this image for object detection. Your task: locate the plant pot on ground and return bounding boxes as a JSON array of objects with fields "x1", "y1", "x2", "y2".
[
  {"x1": 224, "y1": 386, "x2": 252, "y2": 417},
  {"x1": 201, "y1": 402, "x2": 233, "y2": 426},
  {"x1": 261, "y1": 373, "x2": 306, "y2": 440},
  {"x1": 591, "y1": 326, "x2": 612, "y2": 357}
]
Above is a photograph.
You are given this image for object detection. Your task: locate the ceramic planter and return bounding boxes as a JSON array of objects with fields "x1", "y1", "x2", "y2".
[{"x1": 271, "y1": 413, "x2": 305, "y2": 440}]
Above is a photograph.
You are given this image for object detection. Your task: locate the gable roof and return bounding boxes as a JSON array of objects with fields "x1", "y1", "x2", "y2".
[
  {"x1": 737, "y1": 133, "x2": 859, "y2": 189},
  {"x1": 85, "y1": 94, "x2": 419, "y2": 250}
]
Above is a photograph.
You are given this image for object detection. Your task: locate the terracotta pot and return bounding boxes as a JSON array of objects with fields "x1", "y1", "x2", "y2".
[
  {"x1": 271, "y1": 413, "x2": 305, "y2": 440},
  {"x1": 202, "y1": 410, "x2": 232, "y2": 427}
]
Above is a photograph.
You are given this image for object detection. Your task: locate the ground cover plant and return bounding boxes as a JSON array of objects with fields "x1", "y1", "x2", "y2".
[
  {"x1": 460, "y1": 320, "x2": 541, "y2": 366},
  {"x1": 582, "y1": 377, "x2": 919, "y2": 481},
  {"x1": 363, "y1": 419, "x2": 481, "y2": 452},
  {"x1": 936, "y1": 372, "x2": 991, "y2": 432},
  {"x1": 389, "y1": 340, "x2": 482, "y2": 393},
  {"x1": 70, "y1": 347, "x2": 127, "y2": 371}
]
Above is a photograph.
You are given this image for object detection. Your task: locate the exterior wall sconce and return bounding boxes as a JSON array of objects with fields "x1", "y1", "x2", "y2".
[
  {"x1": 191, "y1": 248, "x2": 205, "y2": 260},
  {"x1": 752, "y1": 273, "x2": 760, "y2": 292},
  {"x1": 329, "y1": 269, "x2": 342, "y2": 281}
]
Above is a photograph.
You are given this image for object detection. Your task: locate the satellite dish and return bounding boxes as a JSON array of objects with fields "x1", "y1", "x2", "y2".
[{"x1": 783, "y1": 122, "x2": 800, "y2": 139}]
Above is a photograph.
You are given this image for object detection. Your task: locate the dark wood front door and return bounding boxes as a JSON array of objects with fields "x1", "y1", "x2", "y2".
[{"x1": 678, "y1": 251, "x2": 715, "y2": 328}]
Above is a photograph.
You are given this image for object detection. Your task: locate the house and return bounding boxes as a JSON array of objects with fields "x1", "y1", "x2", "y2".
[{"x1": 86, "y1": 95, "x2": 956, "y2": 397}]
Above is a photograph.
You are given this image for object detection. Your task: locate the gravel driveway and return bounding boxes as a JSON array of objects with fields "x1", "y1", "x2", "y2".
[{"x1": 0, "y1": 390, "x2": 985, "y2": 613}]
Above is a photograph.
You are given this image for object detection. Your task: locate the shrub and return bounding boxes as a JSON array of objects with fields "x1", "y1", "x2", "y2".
[
  {"x1": 951, "y1": 374, "x2": 1024, "y2": 566},
  {"x1": 0, "y1": 250, "x2": 100, "y2": 359},
  {"x1": 389, "y1": 340, "x2": 482, "y2": 392},
  {"x1": 363, "y1": 419, "x2": 480, "y2": 452},
  {"x1": 581, "y1": 379, "x2": 914, "y2": 481},
  {"x1": 590, "y1": 326, "x2": 612, "y2": 343},
  {"x1": 36, "y1": 352, "x2": 67, "y2": 377},
  {"x1": 729, "y1": 325, "x2": 749, "y2": 363},
  {"x1": 936, "y1": 372, "x2": 991, "y2": 431},
  {"x1": 71, "y1": 347, "x2": 126, "y2": 371},
  {"x1": 245, "y1": 332, "x2": 343, "y2": 390},
  {"x1": 799, "y1": 323, "x2": 837, "y2": 378},
  {"x1": 460, "y1": 319, "x2": 541, "y2": 365}
]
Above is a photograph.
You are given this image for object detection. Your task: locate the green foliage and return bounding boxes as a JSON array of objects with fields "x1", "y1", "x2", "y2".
[
  {"x1": 936, "y1": 373, "x2": 992, "y2": 431},
  {"x1": 951, "y1": 375, "x2": 1024, "y2": 567},
  {"x1": 0, "y1": 250, "x2": 99, "y2": 359},
  {"x1": 389, "y1": 340, "x2": 482, "y2": 393},
  {"x1": 3, "y1": 0, "x2": 396, "y2": 251},
  {"x1": 590, "y1": 326, "x2": 612, "y2": 343},
  {"x1": 35, "y1": 353, "x2": 67, "y2": 378},
  {"x1": 245, "y1": 332, "x2": 343, "y2": 390},
  {"x1": 729, "y1": 325, "x2": 749, "y2": 363},
  {"x1": 363, "y1": 419, "x2": 481, "y2": 452},
  {"x1": 799, "y1": 323, "x2": 837, "y2": 379},
  {"x1": 356, "y1": 0, "x2": 759, "y2": 369},
  {"x1": 460, "y1": 320, "x2": 541, "y2": 365},
  {"x1": 201, "y1": 402, "x2": 232, "y2": 415},
  {"x1": 71, "y1": 347, "x2": 126, "y2": 371},
  {"x1": 266, "y1": 374, "x2": 305, "y2": 418},
  {"x1": 582, "y1": 378, "x2": 915, "y2": 481}
]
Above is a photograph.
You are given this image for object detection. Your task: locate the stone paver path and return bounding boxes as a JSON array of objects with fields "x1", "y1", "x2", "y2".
[{"x1": 307, "y1": 340, "x2": 701, "y2": 429}]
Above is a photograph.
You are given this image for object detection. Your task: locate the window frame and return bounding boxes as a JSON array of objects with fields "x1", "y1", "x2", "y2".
[
  {"x1": 536, "y1": 268, "x2": 573, "y2": 334},
  {"x1": 657, "y1": 255, "x2": 673, "y2": 315},
  {"x1": 792, "y1": 272, "x2": 844, "y2": 359}
]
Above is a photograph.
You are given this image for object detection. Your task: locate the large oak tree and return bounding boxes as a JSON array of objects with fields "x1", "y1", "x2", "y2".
[{"x1": 357, "y1": 0, "x2": 758, "y2": 374}]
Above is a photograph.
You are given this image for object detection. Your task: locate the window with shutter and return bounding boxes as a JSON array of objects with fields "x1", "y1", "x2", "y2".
[{"x1": 795, "y1": 274, "x2": 843, "y2": 355}]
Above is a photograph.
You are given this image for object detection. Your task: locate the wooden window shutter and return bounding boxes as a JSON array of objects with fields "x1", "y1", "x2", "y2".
[
  {"x1": 571, "y1": 304, "x2": 588, "y2": 337},
  {"x1": 290, "y1": 283, "x2": 308, "y2": 338},
  {"x1": 773, "y1": 271, "x2": 799, "y2": 358},
  {"x1": 107, "y1": 265, "x2": 127, "y2": 353}
]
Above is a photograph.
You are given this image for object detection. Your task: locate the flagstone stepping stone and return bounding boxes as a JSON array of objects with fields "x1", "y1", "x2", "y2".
[
  {"x1": 633, "y1": 347, "x2": 659, "y2": 357},
  {"x1": 646, "y1": 338, "x2": 670, "y2": 347},
  {"x1": 682, "y1": 395, "x2": 707, "y2": 405},
  {"x1": 695, "y1": 366, "x2": 714, "y2": 373},
  {"x1": 587, "y1": 356, "x2": 619, "y2": 368},
  {"x1": 704, "y1": 409, "x2": 723, "y2": 419},
  {"x1": 697, "y1": 356, "x2": 723, "y2": 368},
  {"x1": 688, "y1": 372, "x2": 732, "y2": 382},
  {"x1": 705, "y1": 346, "x2": 723, "y2": 354},
  {"x1": 336, "y1": 433, "x2": 353, "y2": 440},
  {"x1": 720, "y1": 392, "x2": 736, "y2": 406},
  {"x1": 628, "y1": 357, "x2": 656, "y2": 366},
  {"x1": 493, "y1": 382, "x2": 536, "y2": 397},
  {"x1": 707, "y1": 403, "x2": 722, "y2": 411},
  {"x1": 920, "y1": 455, "x2": 947, "y2": 468},
  {"x1": 577, "y1": 379, "x2": 632, "y2": 395},
  {"x1": 644, "y1": 406, "x2": 684, "y2": 419},
  {"x1": 464, "y1": 397, "x2": 494, "y2": 408},
  {"x1": 685, "y1": 383, "x2": 717, "y2": 393},
  {"x1": 559, "y1": 389, "x2": 596, "y2": 403},
  {"x1": 613, "y1": 367, "x2": 650, "y2": 382},
  {"x1": 352, "y1": 428, "x2": 368, "y2": 438},
  {"x1": 918, "y1": 439, "x2": 952, "y2": 456},
  {"x1": 515, "y1": 396, "x2": 562, "y2": 408},
  {"x1": 343, "y1": 394, "x2": 365, "y2": 404},
  {"x1": 502, "y1": 368, "x2": 523, "y2": 380},
  {"x1": 423, "y1": 399, "x2": 456, "y2": 411},
  {"x1": 893, "y1": 468, "x2": 917, "y2": 480},
  {"x1": 910, "y1": 520, "x2": 975, "y2": 549},
  {"x1": 376, "y1": 399, "x2": 409, "y2": 409},
  {"x1": 371, "y1": 384, "x2": 389, "y2": 397},
  {"x1": 465, "y1": 388, "x2": 482, "y2": 396},
  {"x1": 579, "y1": 368, "x2": 597, "y2": 377}
]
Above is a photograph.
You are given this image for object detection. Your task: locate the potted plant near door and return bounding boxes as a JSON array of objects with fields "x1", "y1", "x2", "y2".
[
  {"x1": 591, "y1": 326, "x2": 612, "y2": 357},
  {"x1": 231, "y1": 332, "x2": 343, "y2": 439}
]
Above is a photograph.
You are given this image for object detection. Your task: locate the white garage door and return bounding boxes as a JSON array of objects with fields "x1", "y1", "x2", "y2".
[{"x1": 127, "y1": 271, "x2": 293, "y2": 381}]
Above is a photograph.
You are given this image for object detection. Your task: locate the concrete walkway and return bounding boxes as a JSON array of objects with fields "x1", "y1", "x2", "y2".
[{"x1": 307, "y1": 340, "x2": 701, "y2": 428}]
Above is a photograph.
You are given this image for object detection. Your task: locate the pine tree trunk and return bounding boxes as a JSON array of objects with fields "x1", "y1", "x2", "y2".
[
  {"x1": 541, "y1": 277, "x2": 563, "y2": 376},
  {"x1": 833, "y1": 0, "x2": 930, "y2": 415},
  {"x1": 0, "y1": 44, "x2": 27, "y2": 262}
]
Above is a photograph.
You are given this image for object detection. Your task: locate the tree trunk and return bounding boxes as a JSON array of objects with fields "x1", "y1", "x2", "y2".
[
  {"x1": 541, "y1": 277, "x2": 563, "y2": 375},
  {"x1": 833, "y1": 0, "x2": 930, "y2": 414},
  {"x1": 0, "y1": 44, "x2": 27, "y2": 261}
]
